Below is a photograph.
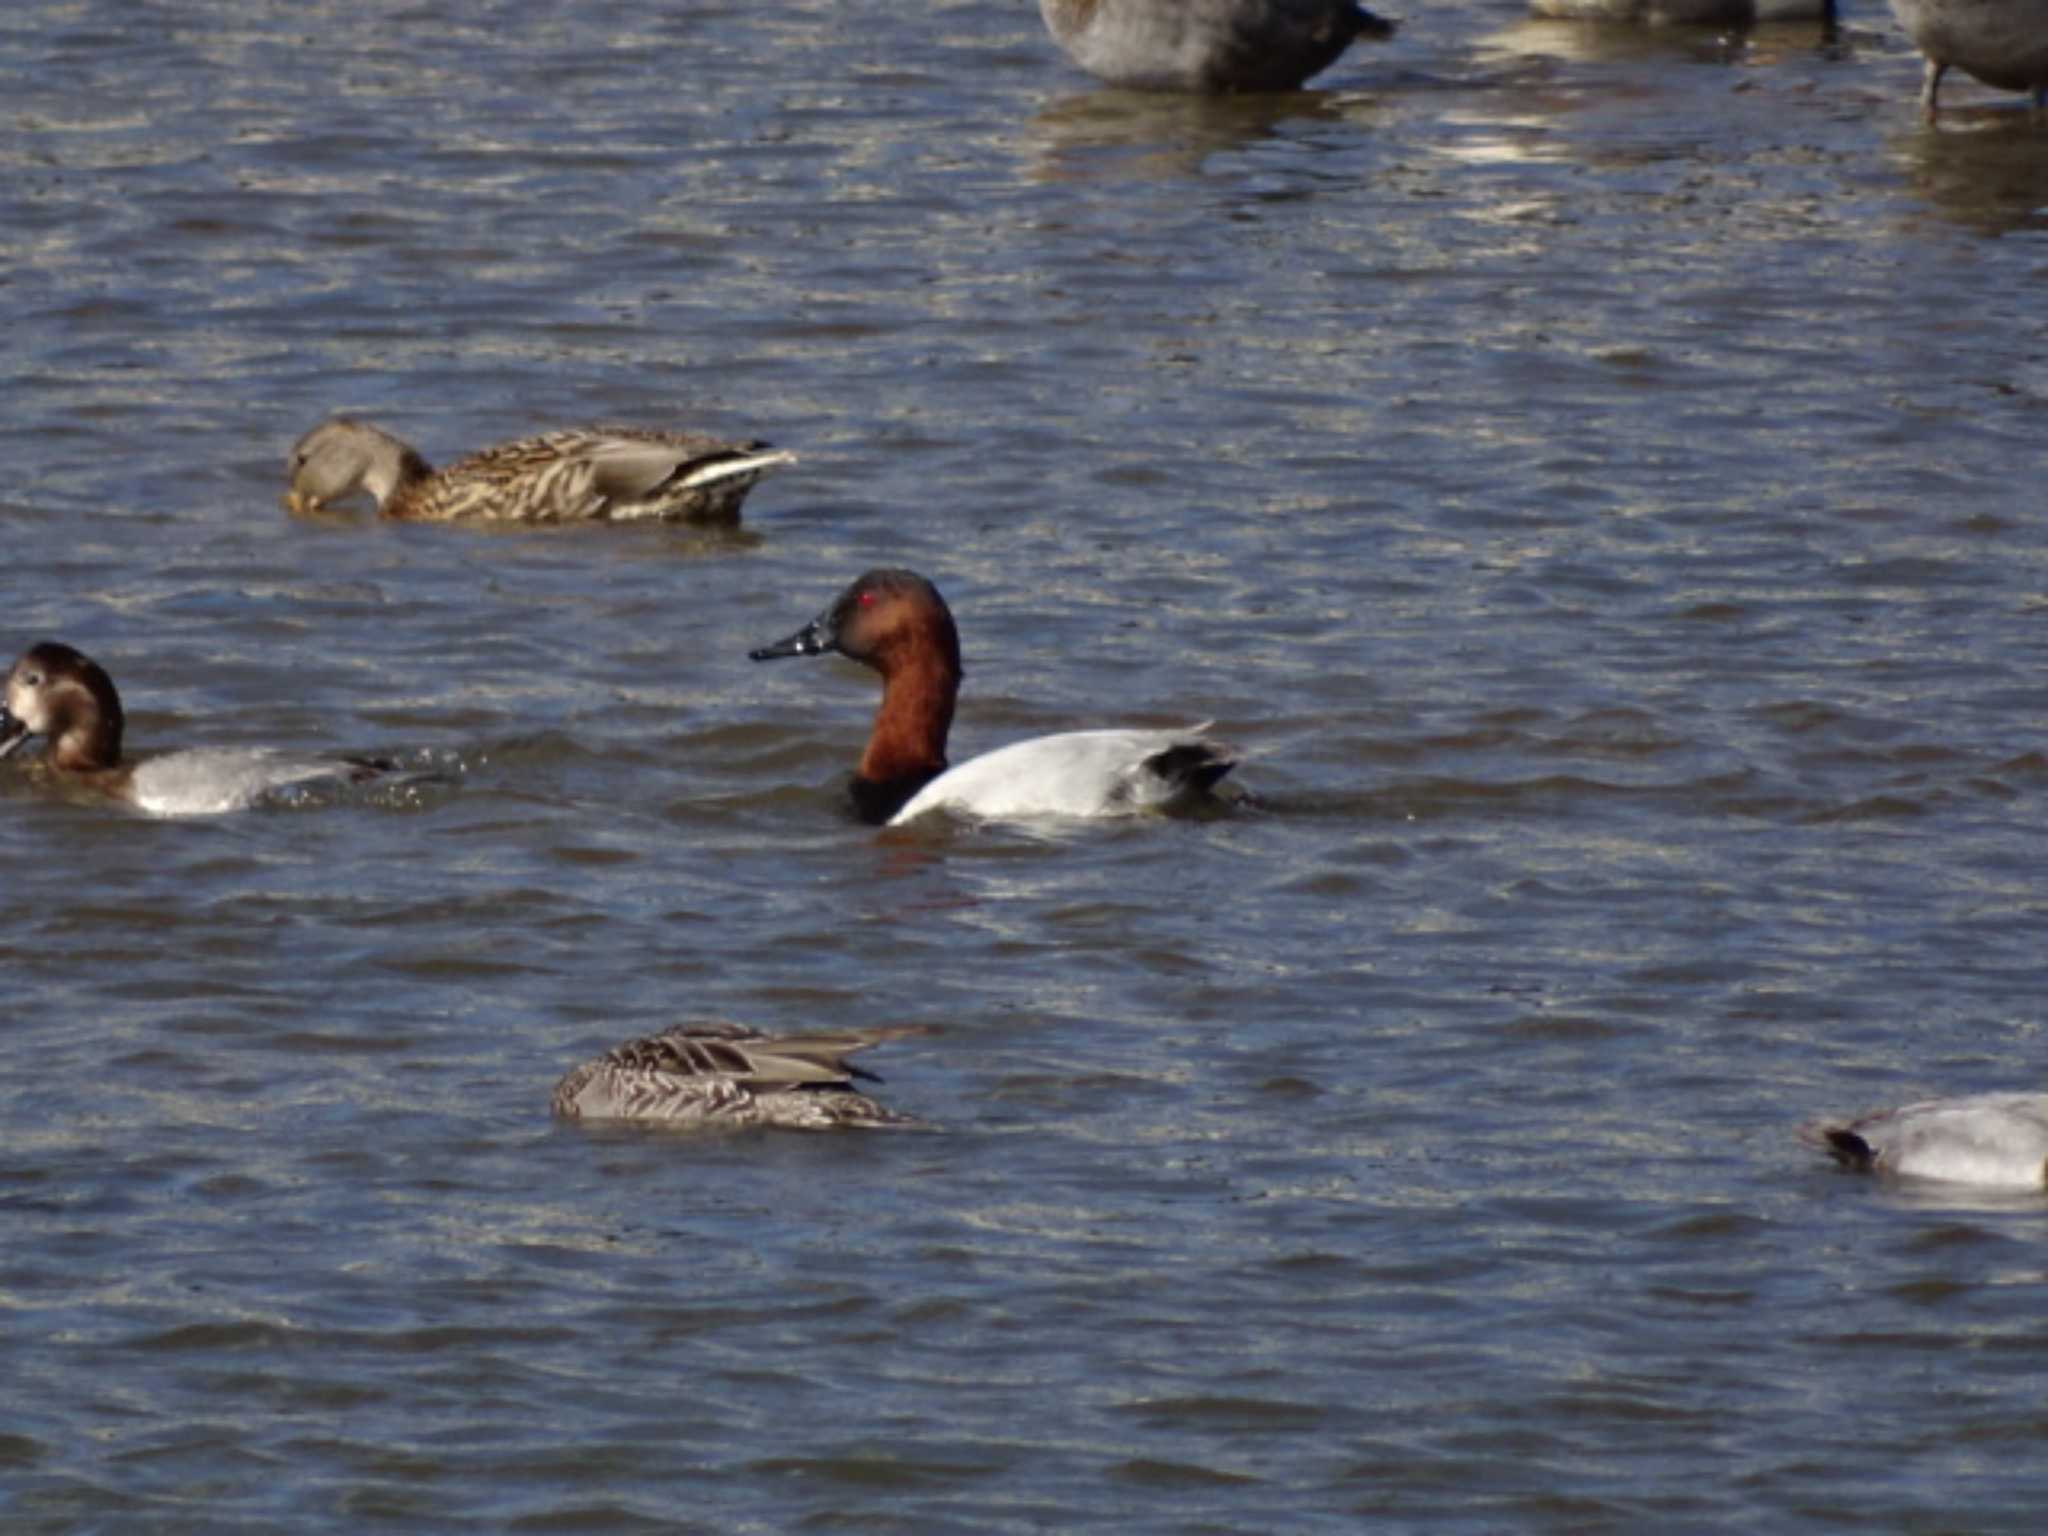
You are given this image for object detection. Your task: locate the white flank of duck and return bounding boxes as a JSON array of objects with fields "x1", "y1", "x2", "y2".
[{"x1": 1803, "y1": 1092, "x2": 2048, "y2": 1188}]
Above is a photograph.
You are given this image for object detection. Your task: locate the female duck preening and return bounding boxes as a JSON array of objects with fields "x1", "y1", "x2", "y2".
[
  {"x1": 1804, "y1": 1093, "x2": 2048, "y2": 1188},
  {"x1": 284, "y1": 417, "x2": 794, "y2": 525},
  {"x1": 0, "y1": 641, "x2": 392, "y2": 817},
  {"x1": 749, "y1": 568, "x2": 1237, "y2": 827},
  {"x1": 1037, "y1": 0, "x2": 1396, "y2": 93},
  {"x1": 551, "y1": 1022, "x2": 928, "y2": 1128}
]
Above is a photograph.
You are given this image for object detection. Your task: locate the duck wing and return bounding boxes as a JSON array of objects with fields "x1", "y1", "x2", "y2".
[
  {"x1": 550, "y1": 1023, "x2": 932, "y2": 1125},
  {"x1": 417, "y1": 429, "x2": 792, "y2": 523}
]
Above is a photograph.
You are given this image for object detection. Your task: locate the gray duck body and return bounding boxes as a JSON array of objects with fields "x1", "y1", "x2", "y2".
[
  {"x1": 1886, "y1": 0, "x2": 2048, "y2": 117},
  {"x1": 1036, "y1": 0, "x2": 1395, "y2": 92}
]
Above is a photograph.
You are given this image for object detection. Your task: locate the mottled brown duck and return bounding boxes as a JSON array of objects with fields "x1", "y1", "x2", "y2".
[{"x1": 284, "y1": 417, "x2": 793, "y2": 525}]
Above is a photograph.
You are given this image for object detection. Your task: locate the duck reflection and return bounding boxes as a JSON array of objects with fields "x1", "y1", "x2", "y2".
[
  {"x1": 1481, "y1": 12, "x2": 1839, "y2": 70},
  {"x1": 1892, "y1": 117, "x2": 2048, "y2": 234},
  {"x1": 1026, "y1": 85, "x2": 1377, "y2": 181},
  {"x1": 1529, "y1": 0, "x2": 1831, "y2": 21}
]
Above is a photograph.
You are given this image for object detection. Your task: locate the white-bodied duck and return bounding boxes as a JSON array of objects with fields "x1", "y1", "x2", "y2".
[
  {"x1": 1804, "y1": 1092, "x2": 2048, "y2": 1188},
  {"x1": 749, "y1": 568, "x2": 1237, "y2": 827}
]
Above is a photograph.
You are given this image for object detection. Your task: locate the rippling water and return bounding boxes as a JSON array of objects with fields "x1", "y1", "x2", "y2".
[{"x1": 6, "y1": 0, "x2": 2048, "y2": 1528}]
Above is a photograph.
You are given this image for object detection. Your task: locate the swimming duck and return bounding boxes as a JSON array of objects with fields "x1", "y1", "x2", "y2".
[
  {"x1": 1804, "y1": 1092, "x2": 2048, "y2": 1188},
  {"x1": 749, "y1": 568, "x2": 1237, "y2": 826},
  {"x1": 1885, "y1": 0, "x2": 2048, "y2": 120},
  {"x1": 550, "y1": 1022, "x2": 928, "y2": 1128},
  {"x1": 0, "y1": 641, "x2": 391, "y2": 817},
  {"x1": 283, "y1": 417, "x2": 795, "y2": 525},
  {"x1": 1036, "y1": 0, "x2": 1396, "y2": 93}
]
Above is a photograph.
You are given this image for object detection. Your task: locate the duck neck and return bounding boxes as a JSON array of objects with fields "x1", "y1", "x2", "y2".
[
  {"x1": 368, "y1": 443, "x2": 434, "y2": 510},
  {"x1": 47, "y1": 698, "x2": 122, "y2": 773},
  {"x1": 854, "y1": 649, "x2": 956, "y2": 824}
]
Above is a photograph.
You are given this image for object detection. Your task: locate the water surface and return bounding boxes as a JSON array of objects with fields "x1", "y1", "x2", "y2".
[{"x1": 5, "y1": 1, "x2": 2048, "y2": 1529}]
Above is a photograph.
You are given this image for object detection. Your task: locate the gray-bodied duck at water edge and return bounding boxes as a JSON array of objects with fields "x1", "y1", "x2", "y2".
[
  {"x1": 1884, "y1": 0, "x2": 2048, "y2": 120},
  {"x1": 551, "y1": 1023, "x2": 931, "y2": 1129},
  {"x1": 1036, "y1": 0, "x2": 1396, "y2": 92},
  {"x1": 284, "y1": 417, "x2": 794, "y2": 525}
]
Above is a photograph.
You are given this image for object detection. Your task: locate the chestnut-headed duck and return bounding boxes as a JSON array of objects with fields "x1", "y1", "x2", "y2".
[
  {"x1": 1804, "y1": 1093, "x2": 2048, "y2": 1188},
  {"x1": 550, "y1": 1022, "x2": 929, "y2": 1128},
  {"x1": 1884, "y1": 0, "x2": 2048, "y2": 121},
  {"x1": 284, "y1": 417, "x2": 794, "y2": 525},
  {"x1": 1529, "y1": 0, "x2": 1827, "y2": 19},
  {"x1": 0, "y1": 641, "x2": 391, "y2": 817},
  {"x1": 749, "y1": 568, "x2": 1238, "y2": 826},
  {"x1": 1037, "y1": 0, "x2": 1396, "y2": 93}
]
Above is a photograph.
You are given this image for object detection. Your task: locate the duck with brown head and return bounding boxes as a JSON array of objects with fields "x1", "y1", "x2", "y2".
[
  {"x1": 750, "y1": 569, "x2": 959, "y2": 823},
  {"x1": 750, "y1": 568, "x2": 1238, "y2": 827},
  {"x1": 1, "y1": 641, "x2": 395, "y2": 816},
  {"x1": 0, "y1": 642, "x2": 124, "y2": 776}
]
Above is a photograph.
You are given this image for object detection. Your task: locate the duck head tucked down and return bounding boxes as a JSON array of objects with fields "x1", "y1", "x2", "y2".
[
  {"x1": 551, "y1": 1022, "x2": 929, "y2": 1129},
  {"x1": 284, "y1": 418, "x2": 433, "y2": 517},
  {"x1": 0, "y1": 641, "x2": 392, "y2": 817},
  {"x1": 284, "y1": 416, "x2": 794, "y2": 525},
  {"x1": 750, "y1": 568, "x2": 1237, "y2": 827}
]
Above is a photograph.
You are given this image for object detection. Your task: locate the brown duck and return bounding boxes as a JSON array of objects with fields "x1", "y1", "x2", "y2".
[{"x1": 284, "y1": 417, "x2": 793, "y2": 525}]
